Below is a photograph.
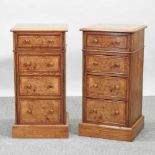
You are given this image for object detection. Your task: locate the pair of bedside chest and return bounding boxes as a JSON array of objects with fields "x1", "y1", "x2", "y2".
[{"x1": 11, "y1": 24, "x2": 146, "y2": 141}]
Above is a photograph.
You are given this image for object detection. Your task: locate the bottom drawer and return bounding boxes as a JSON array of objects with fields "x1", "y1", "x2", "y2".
[
  {"x1": 85, "y1": 99, "x2": 126, "y2": 125},
  {"x1": 19, "y1": 99, "x2": 61, "y2": 124}
]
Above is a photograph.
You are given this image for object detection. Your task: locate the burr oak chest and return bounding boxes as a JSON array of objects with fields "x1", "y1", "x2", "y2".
[
  {"x1": 11, "y1": 24, "x2": 69, "y2": 138},
  {"x1": 79, "y1": 24, "x2": 147, "y2": 141}
]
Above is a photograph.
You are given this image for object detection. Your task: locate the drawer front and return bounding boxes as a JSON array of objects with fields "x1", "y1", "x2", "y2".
[
  {"x1": 86, "y1": 55, "x2": 129, "y2": 74},
  {"x1": 86, "y1": 34, "x2": 128, "y2": 49},
  {"x1": 19, "y1": 76, "x2": 60, "y2": 96},
  {"x1": 19, "y1": 55, "x2": 60, "y2": 72},
  {"x1": 86, "y1": 75, "x2": 127, "y2": 98},
  {"x1": 19, "y1": 99, "x2": 61, "y2": 124},
  {"x1": 86, "y1": 99, "x2": 126, "y2": 125},
  {"x1": 17, "y1": 35, "x2": 62, "y2": 48}
]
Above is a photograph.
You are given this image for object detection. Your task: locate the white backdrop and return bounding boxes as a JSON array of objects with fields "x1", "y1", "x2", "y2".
[{"x1": 0, "y1": 0, "x2": 154, "y2": 96}]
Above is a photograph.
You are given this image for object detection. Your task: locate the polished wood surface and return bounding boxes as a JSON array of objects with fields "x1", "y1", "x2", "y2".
[
  {"x1": 80, "y1": 24, "x2": 147, "y2": 32},
  {"x1": 11, "y1": 24, "x2": 68, "y2": 32},
  {"x1": 11, "y1": 24, "x2": 68, "y2": 138},
  {"x1": 79, "y1": 25, "x2": 146, "y2": 141},
  {"x1": 79, "y1": 116, "x2": 144, "y2": 141},
  {"x1": 12, "y1": 112, "x2": 69, "y2": 138}
]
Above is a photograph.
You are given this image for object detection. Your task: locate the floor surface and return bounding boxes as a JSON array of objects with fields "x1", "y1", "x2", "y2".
[{"x1": 0, "y1": 97, "x2": 154, "y2": 155}]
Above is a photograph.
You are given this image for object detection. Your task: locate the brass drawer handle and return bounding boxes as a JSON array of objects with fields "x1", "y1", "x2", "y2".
[
  {"x1": 92, "y1": 83, "x2": 98, "y2": 88},
  {"x1": 110, "y1": 63, "x2": 120, "y2": 68},
  {"x1": 93, "y1": 38, "x2": 98, "y2": 43},
  {"x1": 48, "y1": 40, "x2": 54, "y2": 44},
  {"x1": 92, "y1": 109, "x2": 97, "y2": 113},
  {"x1": 114, "y1": 110, "x2": 120, "y2": 115},
  {"x1": 114, "y1": 85, "x2": 120, "y2": 90},
  {"x1": 47, "y1": 62, "x2": 54, "y2": 67},
  {"x1": 25, "y1": 84, "x2": 32, "y2": 89},
  {"x1": 92, "y1": 62, "x2": 98, "y2": 66},
  {"x1": 48, "y1": 85, "x2": 53, "y2": 89},
  {"x1": 49, "y1": 109, "x2": 54, "y2": 114},
  {"x1": 27, "y1": 109, "x2": 32, "y2": 114},
  {"x1": 23, "y1": 39, "x2": 31, "y2": 44},
  {"x1": 24, "y1": 62, "x2": 31, "y2": 67}
]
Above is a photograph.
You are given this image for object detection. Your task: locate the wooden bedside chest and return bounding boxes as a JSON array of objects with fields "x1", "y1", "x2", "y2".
[
  {"x1": 79, "y1": 24, "x2": 147, "y2": 141},
  {"x1": 11, "y1": 24, "x2": 69, "y2": 138}
]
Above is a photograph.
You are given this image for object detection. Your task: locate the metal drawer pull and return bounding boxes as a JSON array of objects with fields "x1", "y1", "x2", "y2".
[
  {"x1": 92, "y1": 83, "x2": 98, "y2": 88},
  {"x1": 48, "y1": 85, "x2": 53, "y2": 89},
  {"x1": 24, "y1": 62, "x2": 31, "y2": 67},
  {"x1": 92, "y1": 62, "x2": 98, "y2": 65},
  {"x1": 48, "y1": 40, "x2": 54, "y2": 44},
  {"x1": 23, "y1": 39, "x2": 30, "y2": 44},
  {"x1": 93, "y1": 38, "x2": 98, "y2": 43},
  {"x1": 114, "y1": 110, "x2": 120, "y2": 115},
  {"x1": 49, "y1": 109, "x2": 54, "y2": 114},
  {"x1": 25, "y1": 84, "x2": 32, "y2": 89},
  {"x1": 110, "y1": 63, "x2": 120, "y2": 68},
  {"x1": 47, "y1": 62, "x2": 54, "y2": 67}
]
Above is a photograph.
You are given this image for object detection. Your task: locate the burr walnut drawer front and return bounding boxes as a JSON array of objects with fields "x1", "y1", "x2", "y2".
[
  {"x1": 18, "y1": 55, "x2": 61, "y2": 72},
  {"x1": 17, "y1": 34, "x2": 62, "y2": 49},
  {"x1": 19, "y1": 99, "x2": 61, "y2": 124},
  {"x1": 85, "y1": 33, "x2": 128, "y2": 49},
  {"x1": 86, "y1": 75, "x2": 127, "y2": 98},
  {"x1": 86, "y1": 55, "x2": 129, "y2": 74},
  {"x1": 19, "y1": 76, "x2": 61, "y2": 96},
  {"x1": 86, "y1": 99, "x2": 126, "y2": 125}
]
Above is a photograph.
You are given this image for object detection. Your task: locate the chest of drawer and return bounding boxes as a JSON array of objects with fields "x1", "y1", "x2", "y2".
[
  {"x1": 17, "y1": 34, "x2": 62, "y2": 49},
  {"x1": 19, "y1": 76, "x2": 61, "y2": 96},
  {"x1": 18, "y1": 55, "x2": 61, "y2": 73},
  {"x1": 85, "y1": 55, "x2": 129, "y2": 74},
  {"x1": 85, "y1": 33, "x2": 129, "y2": 50},
  {"x1": 19, "y1": 99, "x2": 61, "y2": 124},
  {"x1": 86, "y1": 99, "x2": 126, "y2": 125},
  {"x1": 86, "y1": 75, "x2": 127, "y2": 98}
]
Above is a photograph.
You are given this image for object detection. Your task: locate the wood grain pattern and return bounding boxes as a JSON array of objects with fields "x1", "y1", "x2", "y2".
[
  {"x1": 86, "y1": 34, "x2": 128, "y2": 49},
  {"x1": 19, "y1": 76, "x2": 60, "y2": 96},
  {"x1": 86, "y1": 99, "x2": 126, "y2": 125},
  {"x1": 19, "y1": 55, "x2": 60, "y2": 72},
  {"x1": 12, "y1": 112, "x2": 69, "y2": 138},
  {"x1": 17, "y1": 35, "x2": 61, "y2": 48},
  {"x1": 86, "y1": 54, "x2": 129, "y2": 74},
  {"x1": 19, "y1": 99, "x2": 61, "y2": 124},
  {"x1": 11, "y1": 25, "x2": 68, "y2": 138},
  {"x1": 86, "y1": 75, "x2": 127, "y2": 98},
  {"x1": 80, "y1": 25, "x2": 146, "y2": 141},
  {"x1": 79, "y1": 116, "x2": 144, "y2": 141}
]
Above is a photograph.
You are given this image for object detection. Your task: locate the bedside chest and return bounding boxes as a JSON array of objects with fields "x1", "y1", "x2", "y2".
[
  {"x1": 79, "y1": 24, "x2": 147, "y2": 141},
  {"x1": 11, "y1": 24, "x2": 69, "y2": 138}
]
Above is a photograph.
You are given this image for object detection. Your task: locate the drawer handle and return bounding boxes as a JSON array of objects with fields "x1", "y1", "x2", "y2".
[
  {"x1": 25, "y1": 84, "x2": 32, "y2": 89},
  {"x1": 110, "y1": 85, "x2": 120, "y2": 92},
  {"x1": 93, "y1": 39, "x2": 98, "y2": 43},
  {"x1": 114, "y1": 40, "x2": 121, "y2": 45},
  {"x1": 48, "y1": 85, "x2": 53, "y2": 89},
  {"x1": 23, "y1": 39, "x2": 30, "y2": 44},
  {"x1": 110, "y1": 63, "x2": 120, "y2": 68},
  {"x1": 24, "y1": 62, "x2": 31, "y2": 67},
  {"x1": 48, "y1": 40, "x2": 54, "y2": 44},
  {"x1": 92, "y1": 83, "x2": 98, "y2": 88},
  {"x1": 49, "y1": 109, "x2": 54, "y2": 114},
  {"x1": 27, "y1": 109, "x2": 32, "y2": 114},
  {"x1": 92, "y1": 62, "x2": 98, "y2": 66},
  {"x1": 114, "y1": 110, "x2": 120, "y2": 115},
  {"x1": 47, "y1": 62, "x2": 54, "y2": 67}
]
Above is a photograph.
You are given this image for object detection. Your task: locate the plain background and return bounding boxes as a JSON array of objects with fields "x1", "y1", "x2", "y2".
[{"x1": 0, "y1": 0, "x2": 154, "y2": 96}]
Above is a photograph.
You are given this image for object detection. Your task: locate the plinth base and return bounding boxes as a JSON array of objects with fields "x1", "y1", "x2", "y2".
[
  {"x1": 12, "y1": 112, "x2": 69, "y2": 138},
  {"x1": 79, "y1": 116, "x2": 144, "y2": 141}
]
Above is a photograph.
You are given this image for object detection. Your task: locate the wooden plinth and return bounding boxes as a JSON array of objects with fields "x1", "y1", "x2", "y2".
[
  {"x1": 79, "y1": 116, "x2": 144, "y2": 141},
  {"x1": 12, "y1": 113, "x2": 69, "y2": 138}
]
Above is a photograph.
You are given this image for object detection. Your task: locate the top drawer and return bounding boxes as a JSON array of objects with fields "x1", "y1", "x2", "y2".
[
  {"x1": 84, "y1": 32, "x2": 129, "y2": 50},
  {"x1": 16, "y1": 33, "x2": 63, "y2": 49}
]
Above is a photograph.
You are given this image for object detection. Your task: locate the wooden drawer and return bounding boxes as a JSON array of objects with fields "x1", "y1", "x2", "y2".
[
  {"x1": 85, "y1": 33, "x2": 128, "y2": 50},
  {"x1": 19, "y1": 99, "x2": 61, "y2": 124},
  {"x1": 17, "y1": 34, "x2": 62, "y2": 49},
  {"x1": 86, "y1": 99, "x2": 126, "y2": 125},
  {"x1": 18, "y1": 55, "x2": 61, "y2": 72},
  {"x1": 19, "y1": 76, "x2": 61, "y2": 96},
  {"x1": 86, "y1": 55, "x2": 129, "y2": 74},
  {"x1": 86, "y1": 75, "x2": 127, "y2": 98}
]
